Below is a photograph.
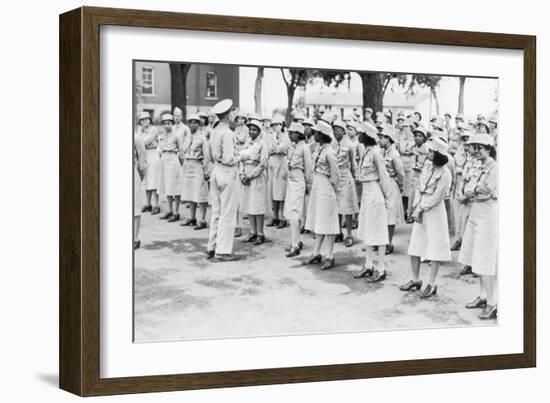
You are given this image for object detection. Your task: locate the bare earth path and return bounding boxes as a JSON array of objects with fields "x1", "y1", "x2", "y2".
[{"x1": 134, "y1": 204, "x2": 495, "y2": 342}]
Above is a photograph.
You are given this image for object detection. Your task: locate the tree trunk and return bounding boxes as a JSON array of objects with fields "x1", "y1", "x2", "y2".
[
  {"x1": 432, "y1": 88, "x2": 440, "y2": 116},
  {"x1": 285, "y1": 86, "x2": 296, "y2": 126},
  {"x1": 458, "y1": 76, "x2": 467, "y2": 114},
  {"x1": 169, "y1": 63, "x2": 191, "y2": 121},
  {"x1": 359, "y1": 72, "x2": 384, "y2": 118},
  {"x1": 254, "y1": 67, "x2": 264, "y2": 115}
]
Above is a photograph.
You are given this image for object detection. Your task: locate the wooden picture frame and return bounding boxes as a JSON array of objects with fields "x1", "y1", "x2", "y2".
[{"x1": 59, "y1": 6, "x2": 536, "y2": 396}]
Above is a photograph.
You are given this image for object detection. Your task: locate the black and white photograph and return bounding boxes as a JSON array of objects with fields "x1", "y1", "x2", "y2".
[{"x1": 133, "y1": 60, "x2": 499, "y2": 342}]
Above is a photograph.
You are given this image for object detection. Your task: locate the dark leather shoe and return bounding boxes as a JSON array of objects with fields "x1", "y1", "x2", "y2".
[
  {"x1": 243, "y1": 233, "x2": 258, "y2": 243},
  {"x1": 286, "y1": 246, "x2": 301, "y2": 258},
  {"x1": 285, "y1": 241, "x2": 303, "y2": 251},
  {"x1": 300, "y1": 227, "x2": 306, "y2": 234},
  {"x1": 459, "y1": 265, "x2": 473, "y2": 276},
  {"x1": 206, "y1": 250, "x2": 215, "y2": 259},
  {"x1": 234, "y1": 228, "x2": 242, "y2": 238},
  {"x1": 335, "y1": 233, "x2": 344, "y2": 243},
  {"x1": 367, "y1": 269, "x2": 386, "y2": 283},
  {"x1": 320, "y1": 258, "x2": 335, "y2": 270},
  {"x1": 450, "y1": 239, "x2": 462, "y2": 251},
  {"x1": 180, "y1": 218, "x2": 197, "y2": 226},
  {"x1": 420, "y1": 284, "x2": 438, "y2": 299},
  {"x1": 345, "y1": 237, "x2": 354, "y2": 248},
  {"x1": 276, "y1": 220, "x2": 287, "y2": 229},
  {"x1": 134, "y1": 240, "x2": 141, "y2": 250},
  {"x1": 141, "y1": 205, "x2": 152, "y2": 213},
  {"x1": 193, "y1": 221, "x2": 207, "y2": 230},
  {"x1": 252, "y1": 234, "x2": 265, "y2": 245},
  {"x1": 465, "y1": 296, "x2": 487, "y2": 309},
  {"x1": 151, "y1": 206, "x2": 161, "y2": 215},
  {"x1": 385, "y1": 244, "x2": 394, "y2": 255},
  {"x1": 353, "y1": 266, "x2": 374, "y2": 278},
  {"x1": 266, "y1": 219, "x2": 279, "y2": 227},
  {"x1": 303, "y1": 254, "x2": 322, "y2": 265},
  {"x1": 479, "y1": 305, "x2": 497, "y2": 320},
  {"x1": 160, "y1": 212, "x2": 173, "y2": 220},
  {"x1": 168, "y1": 213, "x2": 180, "y2": 222},
  {"x1": 399, "y1": 280, "x2": 423, "y2": 291}
]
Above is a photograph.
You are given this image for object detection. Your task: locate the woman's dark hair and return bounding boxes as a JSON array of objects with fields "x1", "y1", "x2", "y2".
[
  {"x1": 358, "y1": 133, "x2": 377, "y2": 147},
  {"x1": 481, "y1": 144, "x2": 497, "y2": 160},
  {"x1": 432, "y1": 151, "x2": 449, "y2": 167},
  {"x1": 315, "y1": 131, "x2": 332, "y2": 144}
]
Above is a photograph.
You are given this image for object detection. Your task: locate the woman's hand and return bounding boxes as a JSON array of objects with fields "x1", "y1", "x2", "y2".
[
  {"x1": 464, "y1": 190, "x2": 475, "y2": 199},
  {"x1": 410, "y1": 207, "x2": 422, "y2": 223},
  {"x1": 476, "y1": 186, "x2": 492, "y2": 196}
]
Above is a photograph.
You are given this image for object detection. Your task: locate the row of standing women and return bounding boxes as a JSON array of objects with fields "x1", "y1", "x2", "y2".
[{"x1": 133, "y1": 99, "x2": 498, "y2": 319}]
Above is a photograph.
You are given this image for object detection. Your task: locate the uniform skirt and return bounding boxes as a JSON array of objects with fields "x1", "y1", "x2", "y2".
[
  {"x1": 408, "y1": 201, "x2": 451, "y2": 261},
  {"x1": 456, "y1": 202, "x2": 473, "y2": 239},
  {"x1": 268, "y1": 154, "x2": 288, "y2": 201},
  {"x1": 239, "y1": 164, "x2": 268, "y2": 215},
  {"x1": 386, "y1": 177, "x2": 404, "y2": 225},
  {"x1": 284, "y1": 168, "x2": 306, "y2": 220},
  {"x1": 304, "y1": 173, "x2": 340, "y2": 235},
  {"x1": 458, "y1": 201, "x2": 498, "y2": 276},
  {"x1": 159, "y1": 152, "x2": 182, "y2": 197},
  {"x1": 402, "y1": 155, "x2": 415, "y2": 197},
  {"x1": 180, "y1": 159, "x2": 209, "y2": 203},
  {"x1": 134, "y1": 164, "x2": 142, "y2": 217},
  {"x1": 144, "y1": 148, "x2": 160, "y2": 190},
  {"x1": 357, "y1": 181, "x2": 389, "y2": 246},
  {"x1": 336, "y1": 169, "x2": 359, "y2": 215}
]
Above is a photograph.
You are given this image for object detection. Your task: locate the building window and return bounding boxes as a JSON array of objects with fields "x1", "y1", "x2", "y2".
[
  {"x1": 206, "y1": 72, "x2": 218, "y2": 99},
  {"x1": 141, "y1": 66, "x2": 155, "y2": 96}
]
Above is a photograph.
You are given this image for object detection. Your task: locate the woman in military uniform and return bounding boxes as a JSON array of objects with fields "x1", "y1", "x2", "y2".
[
  {"x1": 400, "y1": 137, "x2": 452, "y2": 298},
  {"x1": 134, "y1": 134, "x2": 147, "y2": 249},
  {"x1": 459, "y1": 133, "x2": 498, "y2": 320},
  {"x1": 407, "y1": 126, "x2": 430, "y2": 221},
  {"x1": 379, "y1": 125, "x2": 405, "y2": 255},
  {"x1": 266, "y1": 115, "x2": 290, "y2": 229},
  {"x1": 180, "y1": 114, "x2": 211, "y2": 230},
  {"x1": 137, "y1": 111, "x2": 161, "y2": 214},
  {"x1": 284, "y1": 122, "x2": 313, "y2": 257},
  {"x1": 303, "y1": 121, "x2": 340, "y2": 270},
  {"x1": 353, "y1": 122, "x2": 390, "y2": 283}
]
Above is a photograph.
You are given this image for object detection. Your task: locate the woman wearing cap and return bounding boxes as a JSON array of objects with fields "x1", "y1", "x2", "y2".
[
  {"x1": 137, "y1": 111, "x2": 161, "y2": 214},
  {"x1": 180, "y1": 114, "x2": 211, "y2": 230},
  {"x1": 233, "y1": 110, "x2": 250, "y2": 238},
  {"x1": 284, "y1": 123, "x2": 313, "y2": 257},
  {"x1": 347, "y1": 120, "x2": 364, "y2": 229},
  {"x1": 238, "y1": 118, "x2": 269, "y2": 245},
  {"x1": 173, "y1": 107, "x2": 191, "y2": 142},
  {"x1": 266, "y1": 115, "x2": 290, "y2": 229},
  {"x1": 398, "y1": 119, "x2": 416, "y2": 221},
  {"x1": 134, "y1": 134, "x2": 147, "y2": 249},
  {"x1": 197, "y1": 111, "x2": 212, "y2": 140},
  {"x1": 332, "y1": 120, "x2": 359, "y2": 247},
  {"x1": 400, "y1": 137, "x2": 452, "y2": 298},
  {"x1": 300, "y1": 117, "x2": 318, "y2": 233},
  {"x1": 459, "y1": 134, "x2": 498, "y2": 319},
  {"x1": 353, "y1": 122, "x2": 391, "y2": 283},
  {"x1": 379, "y1": 125, "x2": 405, "y2": 255},
  {"x1": 407, "y1": 126, "x2": 430, "y2": 221},
  {"x1": 303, "y1": 121, "x2": 340, "y2": 270},
  {"x1": 157, "y1": 113, "x2": 185, "y2": 222}
]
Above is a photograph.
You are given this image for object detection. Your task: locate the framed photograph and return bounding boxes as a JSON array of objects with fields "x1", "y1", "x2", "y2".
[{"x1": 59, "y1": 6, "x2": 536, "y2": 396}]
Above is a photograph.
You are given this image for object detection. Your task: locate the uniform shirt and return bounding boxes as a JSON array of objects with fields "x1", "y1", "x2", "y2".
[
  {"x1": 139, "y1": 125, "x2": 159, "y2": 150},
  {"x1": 239, "y1": 135, "x2": 269, "y2": 179},
  {"x1": 288, "y1": 140, "x2": 313, "y2": 189},
  {"x1": 307, "y1": 138, "x2": 320, "y2": 163},
  {"x1": 414, "y1": 161, "x2": 452, "y2": 212},
  {"x1": 459, "y1": 156, "x2": 482, "y2": 202},
  {"x1": 332, "y1": 136, "x2": 357, "y2": 176},
  {"x1": 398, "y1": 128, "x2": 415, "y2": 157},
  {"x1": 412, "y1": 142, "x2": 430, "y2": 172},
  {"x1": 173, "y1": 122, "x2": 191, "y2": 143},
  {"x1": 234, "y1": 125, "x2": 250, "y2": 152},
  {"x1": 469, "y1": 157, "x2": 497, "y2": 202},
  {"x1": 383, "y1": 144, "x2": 405, "y2": 191},
  {"x1": 134, "y1": 135, "x2": 147, "y2": 175},
  {"x1": 209, "y1": 121, "x2": 238, "y2": 167},
  {"x1": 356, "y1": 145, "x2": 390, "y2": 198},
  {"x1": 267, "y1": 130, "x2": 291, "y2": 156},
  {"x1": 158, "y1": 129, "x2": 184, "y2": 154},
  {"x1": 182, "y1": 130, "x2": 211, "y2": 172},
  {"x1": 313, "y1": 143, "x2": 340, "y2": 190}
]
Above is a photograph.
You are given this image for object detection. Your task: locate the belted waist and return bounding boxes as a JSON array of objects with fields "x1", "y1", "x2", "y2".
[{"x1": 161, "y1": 149, "x2": 178, "y2": 154}]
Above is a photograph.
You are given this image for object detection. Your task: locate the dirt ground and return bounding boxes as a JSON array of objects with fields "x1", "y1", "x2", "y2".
[{"x1": 134, "y1": 203, "x2": 495, "y2": 342}]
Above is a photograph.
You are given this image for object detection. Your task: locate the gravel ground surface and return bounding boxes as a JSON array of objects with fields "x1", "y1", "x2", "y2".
[{"x1": 134, "y1": 203, "x2": 496, "y2": 342}]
